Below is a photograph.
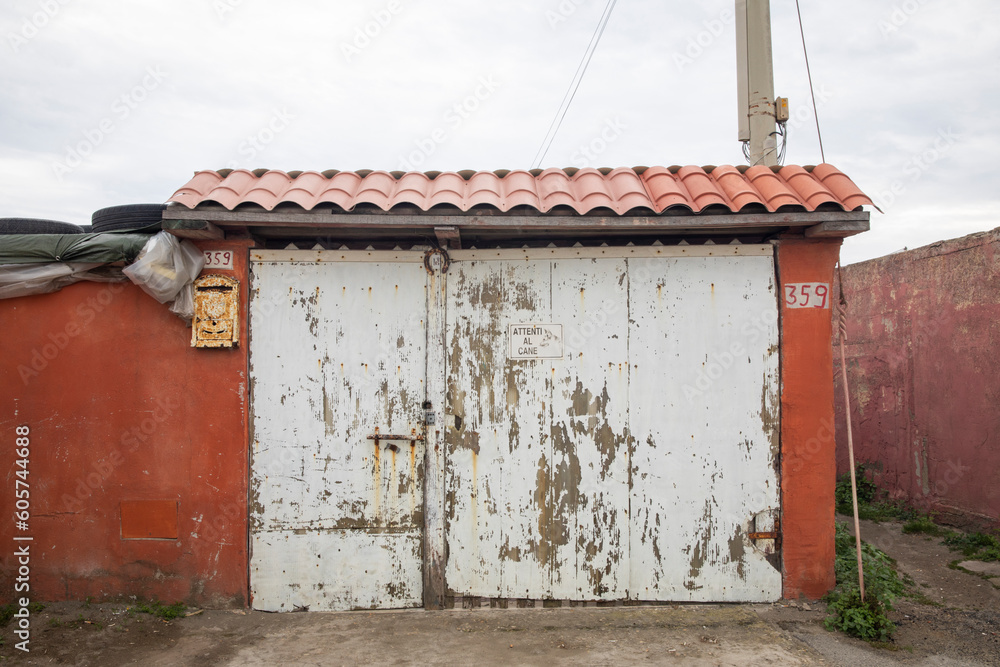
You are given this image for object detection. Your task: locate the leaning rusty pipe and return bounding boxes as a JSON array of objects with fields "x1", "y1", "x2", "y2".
[{"x1": 837, "y1": 267, "x2": 866, "y2": 601}]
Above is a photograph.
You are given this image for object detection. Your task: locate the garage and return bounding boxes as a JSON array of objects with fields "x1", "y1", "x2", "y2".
[
  {"x1": 0, "y1": 164, "x2": 872, "y2": 609},
  {"x1": 249, "y1": 244, "x2": 782, "y2": 610}
]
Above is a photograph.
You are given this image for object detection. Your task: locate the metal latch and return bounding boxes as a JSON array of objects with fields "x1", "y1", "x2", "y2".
[{"x1": 367, "y1": 428, "x2": 424, "y2": 453}]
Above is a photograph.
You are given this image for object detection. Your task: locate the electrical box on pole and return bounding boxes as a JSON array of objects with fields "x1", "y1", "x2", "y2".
[{"x1": 736, "y1": 0, "x2": 780, "y2": 166}]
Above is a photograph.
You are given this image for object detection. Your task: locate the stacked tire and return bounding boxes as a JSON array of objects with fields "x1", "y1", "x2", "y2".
[
  {"x1": 1, "y1": 203, "x2": 166, "y2": 235},
  {"x1": 91, "y1": 204, "x2": 165, "y2": 233},
  {"x1": 0, "y1": 218, "x2": 85, "y2": 234}
]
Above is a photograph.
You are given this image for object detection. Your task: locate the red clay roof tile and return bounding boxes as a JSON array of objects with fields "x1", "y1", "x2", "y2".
[{"x1": 167, "y1": 165, "x2": 872, "y2": 215}]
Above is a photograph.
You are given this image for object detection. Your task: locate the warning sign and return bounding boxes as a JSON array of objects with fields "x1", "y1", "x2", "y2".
[{"x1": 508, "y1": 324, "x2": 563, "y2": 360}]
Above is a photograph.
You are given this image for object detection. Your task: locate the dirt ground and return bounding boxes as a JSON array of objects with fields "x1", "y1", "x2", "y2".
[{"x1": 2, "y1": 518, "x2": 998, "y2": 666}]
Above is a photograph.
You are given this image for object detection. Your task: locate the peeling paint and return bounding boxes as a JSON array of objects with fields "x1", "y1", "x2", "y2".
[{"x1": 250, "y1": 258, "x2": 427, "y2": 612}]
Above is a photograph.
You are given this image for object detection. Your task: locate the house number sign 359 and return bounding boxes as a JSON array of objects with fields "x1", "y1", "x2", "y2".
[
  {"x1": 203, "y1": 250, "x2": 234, "y2": 270},
  {"x1": 784, "y1": 283, "x2": 830, "y2": 309}
]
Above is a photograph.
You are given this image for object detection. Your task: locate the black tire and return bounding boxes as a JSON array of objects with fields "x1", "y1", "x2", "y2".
[
  {"x1": 0, "y1": 218, "x2": 85, "y2": 235},
  {"x1": 91, "y1": 203, "x2": 165, "y2": 233}
]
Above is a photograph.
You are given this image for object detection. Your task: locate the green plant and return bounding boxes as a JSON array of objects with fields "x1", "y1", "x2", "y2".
[
  {"x1": 943, "y1": 531, "x2": 1000, "y2": 562},
  {"x1": 835, "y1": 463, "x2": 878, "y2": 513},
  {"x1": 834, "y1": 465, "x2": 919, "y2": 522},
  {"x1": 859, "y1": 500, "x2": 917, "y2": 522},
  {"x1": 0, "y1": 604, "x2": 14, "y2": 627},
  {"x1": 133, "y1": 600, "x2": 187, "y2": 620},
  {"x1": 902, "y1": 515, "x2": 948, "y2": 536},
  {"x1": 826, "y1": 588, "x2": 895, "y2": 641},
  {"x1": 825, "y1": 522, "x2": 909, "y2": 642}
]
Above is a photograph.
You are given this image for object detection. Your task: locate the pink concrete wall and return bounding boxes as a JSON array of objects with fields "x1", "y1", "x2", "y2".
[{"x1": 834, "y1": 227, "x2": 1000, "y2": 525}]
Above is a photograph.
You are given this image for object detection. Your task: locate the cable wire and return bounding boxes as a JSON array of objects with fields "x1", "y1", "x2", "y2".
[
  {"x1": 794, "y1": 0, "x2": 826, "y2": 163},
  {"x1": 777, "y1": 122, "x2": 787, "y2": 165},
  {"x1": 530, "y1": 0, "x2": 619, "y2": 169}
]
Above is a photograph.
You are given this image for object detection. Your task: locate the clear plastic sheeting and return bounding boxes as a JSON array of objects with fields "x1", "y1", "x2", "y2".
[
  {"x1": 0, "y1": 262, "x2": 126, "y2": 300},
  {"x1": 122, "y1": 231, "x2": 204, "y2": 321}
]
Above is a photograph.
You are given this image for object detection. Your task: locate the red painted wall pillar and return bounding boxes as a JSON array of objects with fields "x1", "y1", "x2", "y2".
[
  {"x1": 0, "y1": 238, "x2": 254, "y2": 606},
  {"x1": 777, "y1": 238, "x2": 842, "y2": 598}
]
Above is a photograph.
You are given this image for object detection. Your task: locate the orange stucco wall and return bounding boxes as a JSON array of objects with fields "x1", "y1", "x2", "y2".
[
  {"x1": 0, "y1": 239, "x2": 252, "y2": 606},
  {"x1": 777, "y1": 238, "x2": 842, "y2": 598}
]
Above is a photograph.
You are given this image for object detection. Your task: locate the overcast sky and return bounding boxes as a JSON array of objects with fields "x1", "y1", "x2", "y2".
[{"x1": 1, "y1": 0, "x2": 997, "y2": 264}]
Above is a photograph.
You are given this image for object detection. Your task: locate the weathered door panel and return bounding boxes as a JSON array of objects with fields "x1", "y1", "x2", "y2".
[
  {"x1": 249, "y1": 255, "x2": 427, "y2": 611},
  {"x1": 445, "y1": 260, "x2": 552, "y2": 599},
  {"x1": 445, "y1": 249, "x2": 780, "y2": 603},
  {"x1": 445, "y1": 257, "x2": 631, "y2": 600},
  {"x1": 548, "y1": 259, "x2": 631, "y2": 599},
  {"x1": 628, "y1": 256, "x2": 781, "y2": 602}
]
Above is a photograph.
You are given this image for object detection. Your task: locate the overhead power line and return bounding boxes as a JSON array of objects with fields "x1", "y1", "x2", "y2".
[
  {"x1": 530, "y1": 0, "x2": 619, "y2": 170},
  {"x1": 794, "y1": 0, "x2": 826, "y2": 163}
]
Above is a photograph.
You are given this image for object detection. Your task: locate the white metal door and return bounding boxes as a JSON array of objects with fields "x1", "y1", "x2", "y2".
[
  {"x1": 249, "y1": 251, "x2": 427, "y2": 611},
  {"x1": 443, "y1": 247, "x2": 782, "y2": 602}
]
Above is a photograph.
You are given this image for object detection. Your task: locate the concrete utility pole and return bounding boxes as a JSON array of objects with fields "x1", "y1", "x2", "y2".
[{"x1": 736, "y1": 0, "x2": 778, "y2": 166}]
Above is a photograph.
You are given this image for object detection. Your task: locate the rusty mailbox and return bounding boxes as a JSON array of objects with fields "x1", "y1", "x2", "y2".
[{"x1": 191, "y1": 274, "x2": 240, "y2": 348}]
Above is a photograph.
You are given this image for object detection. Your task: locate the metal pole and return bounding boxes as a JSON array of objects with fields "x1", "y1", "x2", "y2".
[{"x1": 740, "y1": 0, "x2": 778, "y2": 166}]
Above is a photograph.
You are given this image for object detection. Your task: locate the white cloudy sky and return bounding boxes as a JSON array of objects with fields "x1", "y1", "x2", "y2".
[{"x1": 1, "y1": 0, "x2": 997, "y2": 264}]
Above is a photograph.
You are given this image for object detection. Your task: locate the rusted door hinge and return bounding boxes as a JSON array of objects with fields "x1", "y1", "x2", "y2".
[{"x1": 748, "y1": 518, "x2": 781, "y2": 544}]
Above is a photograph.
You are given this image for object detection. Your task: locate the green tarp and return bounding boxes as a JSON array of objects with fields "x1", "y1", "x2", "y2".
[{"x1": 0, "y1": 233, "x2": 151, "y2": 265}]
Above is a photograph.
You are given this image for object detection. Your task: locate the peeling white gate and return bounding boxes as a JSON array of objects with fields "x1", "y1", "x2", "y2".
[
  {"x1": 249, "y1": 245, "x2": 782, "y2": 610},
  {"x1": 249, "y1": 251, "x2": 428, "y2": 611},
  {"x1": 443, "y1": 247, "x2": 782, "y2": 602}
]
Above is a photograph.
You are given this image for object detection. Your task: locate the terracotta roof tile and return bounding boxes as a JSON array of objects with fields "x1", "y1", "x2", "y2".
[
  {"x1": 677, "y1": 166, "x2": 731, "y2": 210},
  {"x1": 640, "y1": 166, "x2": 694, "y2": 212},
  {"x1": 712, "y1": 165, "x2": 765, "y2": 211},
  {"x1": 745, "y1": 166, "x2": 804, "y2": 210},
  {"x1": 811, "y1": 163, "x2": 875, "y2": 211},
  {"x1": 167, "y1": 165, "x2": 872, "y2": 215}
]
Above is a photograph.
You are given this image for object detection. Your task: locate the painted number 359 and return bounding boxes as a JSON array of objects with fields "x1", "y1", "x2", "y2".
[
  {"x1": 784, "y1": 283, "x2": 830, "y2": 309},
  {"x1": 203, "y1": 250, "x2": 233, "y2": 270}
]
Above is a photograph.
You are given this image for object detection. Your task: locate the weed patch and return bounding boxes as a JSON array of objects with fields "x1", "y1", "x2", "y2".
[
  {"x1": 835, "y1": 464, "x2": 916, "y2": 522},
  {"x1": 942, "y1": 532, "x2": 1000, "y2": 562},
  {"x1": 0, "y1": 602, "x2": 43, "y2": 627},
  {"x1": 902, "y1": 515, "x2": 949, "y2": 537},
  {"x1": 825, "y1": 522, "x2": 910, "y2": 642},
  {"x1": 132, "y1": 600, "x2": 187, "y2": 620}
]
